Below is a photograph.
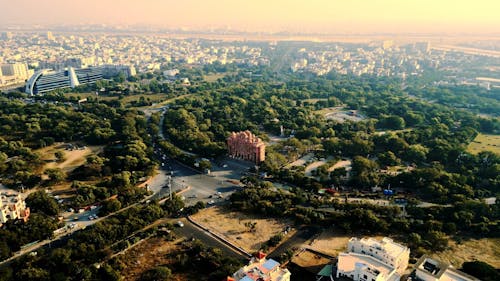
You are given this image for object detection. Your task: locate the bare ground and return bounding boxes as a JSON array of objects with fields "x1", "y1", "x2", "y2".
[
  {"x1": 291, "y1": 249, "x2": 331, "y2": 273},
  {"x1": 431, "y1": 238, "x2": 500, "y2": 268},
  {"x1": 190, "y1": 206, "x2": 294, "y2": 253},
  {"x1": 307, "y1": 228, "x2": 385, "y2": 257},
  {"x1": 119, "y1": 237, "x2": 188, "y2": 281}
]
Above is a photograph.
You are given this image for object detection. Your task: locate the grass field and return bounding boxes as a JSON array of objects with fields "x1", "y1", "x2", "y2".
[
  {"x1": 119, "y1": 237, "x2": 188, "y2": 281},
  {"x1": 467, "y1": 133, "x2": 500, "y2": 155},
  {"x1": 191, "y1": 206, "x2": 294, "y2": 253},
  {"x1": 432, "y1": 238, "x2": 500, "y2": 268}
]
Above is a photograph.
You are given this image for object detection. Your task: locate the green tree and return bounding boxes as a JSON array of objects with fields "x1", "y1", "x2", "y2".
[
  {"x1": 26, "y1": 191, "x2": 60, "y2": 216},
  {"x1": 140, "y1": 266, "x2": 172, "y2": 281}
]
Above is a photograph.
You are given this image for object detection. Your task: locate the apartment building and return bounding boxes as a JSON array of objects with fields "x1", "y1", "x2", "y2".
[
  {"x1": 230, "y1": 252, "x2": 290, "y2": 281},
  {"x1": 0, "y1": 193, "x2": 30, "y2": 226},
  {"x1": 348, "y1": 237, "x2": 410, "y2": 274},
  {"x1": 336, "y1": 237, "x2": 410, "y2": 281}
]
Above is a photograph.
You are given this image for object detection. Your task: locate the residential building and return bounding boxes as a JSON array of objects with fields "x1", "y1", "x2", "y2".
[
  {"x1": 410, "y1": 256, "x2": 480, "y2": 281},
  {"x1": 337, "y1": 252, "x2": 400, "y2": 281},
  {"x1": 348, "y1": 237, "x2": 410, "y2": 274},
  {"x1": 0, "y1": 193, "x2": 30, "y2": 226},
  {"x1": 227, "y1": 131, "x2": 266, "y2": 163},
  {"x1": 0, "y1": 63, "x2": 32, "y2": 85},
  {"x1": 231, "y1": 252, "x2": 291, "y2": 281}
]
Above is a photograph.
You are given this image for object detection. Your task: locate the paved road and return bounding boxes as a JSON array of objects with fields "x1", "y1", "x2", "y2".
[
  {"x1": 172, "y1": 217, "x2": 249, "y2": 261},
  {"x1": 268, "y1": 226, "x2": 321, "y2": 260}
]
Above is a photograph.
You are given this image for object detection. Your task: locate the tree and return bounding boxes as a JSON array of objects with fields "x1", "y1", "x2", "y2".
[
  {"x1": 461, "y1": 261, "x2": 500, "y2": 281},
  {"x1": 54, "y1": 151, "x2": 66, "y2": 163},
  {"x1": 45, "y1": 168, "x2": 66, "y2": 183},
  {"x1": 26, "y1": 191, "x2": 60, "y2": 216},
  {"x1": 140, "y1": 266, "x2": 172, "y2": 281}
]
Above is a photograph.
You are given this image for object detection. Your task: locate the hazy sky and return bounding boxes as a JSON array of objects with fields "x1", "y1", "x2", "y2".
[{"x1": 1, "y1": 0, "x2": 499, "y2": 34}]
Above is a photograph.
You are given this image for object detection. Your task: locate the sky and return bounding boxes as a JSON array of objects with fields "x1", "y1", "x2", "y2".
[{"x1": 1, "y1": 0, "x2": 499, "y2": 34}]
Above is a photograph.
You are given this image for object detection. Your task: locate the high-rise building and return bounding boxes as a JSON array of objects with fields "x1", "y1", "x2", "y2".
[
  {"x1": 47, "y1": 31, "x2": 55, "y2": 41},
  {"x1": 1, "y1": 63, "x2": 29, "y2": 78},
  {"x1": 0, "y1": 63, "x2": 32, "y2": 85},
  {"x1": 227, "y1": 131, "x2": 266, "y2": 163},
  {"x1": 1, "y1": 31, "x2": 13, "y2": 40}
]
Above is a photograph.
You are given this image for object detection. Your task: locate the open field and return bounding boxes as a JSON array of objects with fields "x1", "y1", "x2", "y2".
[
  {"x1": 191, "y1": 206, "x2": 294, "y2": 253},
  {"x1": 432, "y1": 238, "x2": 500, "y2": 268},
  {"x1": 467, "y1": 133, "x2": 500, "y2": 155},
  {"x1": 119, "y1": 237, "x2": 188, "y2": 281},
  {"x1": 291, "y1": 249, "x2": 331, "y2": 273},
  {"x1": 315, "y1": 107, "x2": 366, "y2": 123},
  {"x1": 38, "y1": 143, "x2": 103, "y2": 173},
  {"x1": 307, "y1": 228, "x2": 385, "y2": 257}
]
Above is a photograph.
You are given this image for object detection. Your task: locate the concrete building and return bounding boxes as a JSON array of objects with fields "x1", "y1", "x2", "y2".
[
  {"x1": 337, "y1": 252, "x2": 400, "y2": 281},
  {"x1": 411, "y1": 256, "x2": 480, "y2": 281},
  {"x1": 227, "y1": 131, "x2": 266, "y2": 163},
  {"x1": 231, "y1": 252, "x2": 291, "y2": 281},
  {"x1": 348, "y1": 237, "x2": 410, "y2": 275},
  {"x1": 0, "y1": 63, "x2": 32, "y2": 85},
  {"x1": 336, "y1": 237, "x2": 410, "y2": 281},
  {"x1": 0, "y1": 193, "x2": 30, "y2": 226},
  {"x1": 1, "y1": 32, "x2": 13, "y2": 40},
  {"x1": 25, "y1": 64, "x2": 134, "y2": 95},
  {"x1": 25, "y1": 66, "x2": 102, "y2": 95}
]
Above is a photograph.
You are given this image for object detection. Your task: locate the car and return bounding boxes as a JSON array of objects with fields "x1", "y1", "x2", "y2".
[
  {"x1": 207, "y1": 200, "x2": 215, "y2": 205},
  {"x1": 175, "y1": 221, "x2": 184, "y2": 227}
]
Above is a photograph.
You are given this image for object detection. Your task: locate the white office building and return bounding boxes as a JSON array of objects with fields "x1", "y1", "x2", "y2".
[
  {"x1": 336, "y1": 237, "x2": 410, "y2": 281},
  {"x1": 348, "y1": 237, "x2": 410, "y2": 275},
  {"x1": 337, "y1": 252, "x2": 400, "y2": 281}
]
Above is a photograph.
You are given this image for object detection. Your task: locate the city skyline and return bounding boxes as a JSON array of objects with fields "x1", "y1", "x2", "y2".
[{"x1": 1, "y1": 0, "x2": 500, "y2": 35}]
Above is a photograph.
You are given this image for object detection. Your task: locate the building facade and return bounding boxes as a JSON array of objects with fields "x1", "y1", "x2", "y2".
[
  {"x1": 411, "y1": 256, "x2": 479, "y2": 281},
  {"x1": 25, "y1": 65, "x2": 135, "y2": 95},
  {"x1": 0, "y1": 63, "x2": 32, "y2": 85},
  {"x1": 0, "y1": 193, "x2": 30, "y2": 226},
  {"x1": 227, "y1": 131, "x2": 266, "y2": 163},
  {"x1": 231, "y1": 252, "x2": 291, "y2": 281}
]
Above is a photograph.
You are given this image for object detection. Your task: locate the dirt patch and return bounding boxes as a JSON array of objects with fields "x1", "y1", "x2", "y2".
[
  {"x1": 191, "y1": 206, "x2": 294, "y2": 253},
  {"x1": 308, "y1": 228, "x2": 385, "y2": 257},
  {"x1": 292, "y1": 249, "x2": 331, "y2": 273},
  {"x1": 41, "y1": 144, "x2": 103, "y2": 173},
  {"x1": 431, "y1": 238, "x2": 500, "y2": 268},
  {"x1": 328, "y1": 159, "x2": 351, "y2": 172},
  {"x1": 119, "y1": 237, "x2": 187, "y2": 281}
]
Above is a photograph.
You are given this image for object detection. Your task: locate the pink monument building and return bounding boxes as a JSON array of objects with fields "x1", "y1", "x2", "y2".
[{"x1": 227, "y1": 131, "x2": 266, "y2": 163}]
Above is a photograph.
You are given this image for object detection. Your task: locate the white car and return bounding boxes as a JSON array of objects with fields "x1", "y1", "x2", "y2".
[{"x1": 176, "y1": 221, "x2": 184, "y2": 227}]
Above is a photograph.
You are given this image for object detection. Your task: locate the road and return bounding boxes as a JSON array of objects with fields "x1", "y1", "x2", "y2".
[
  {"x1": 268, "y1": 226, "x2": 321, "y2": 260},
  {"x1": 172, "y1": 217, "x2": 249, "y2": 261}
]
